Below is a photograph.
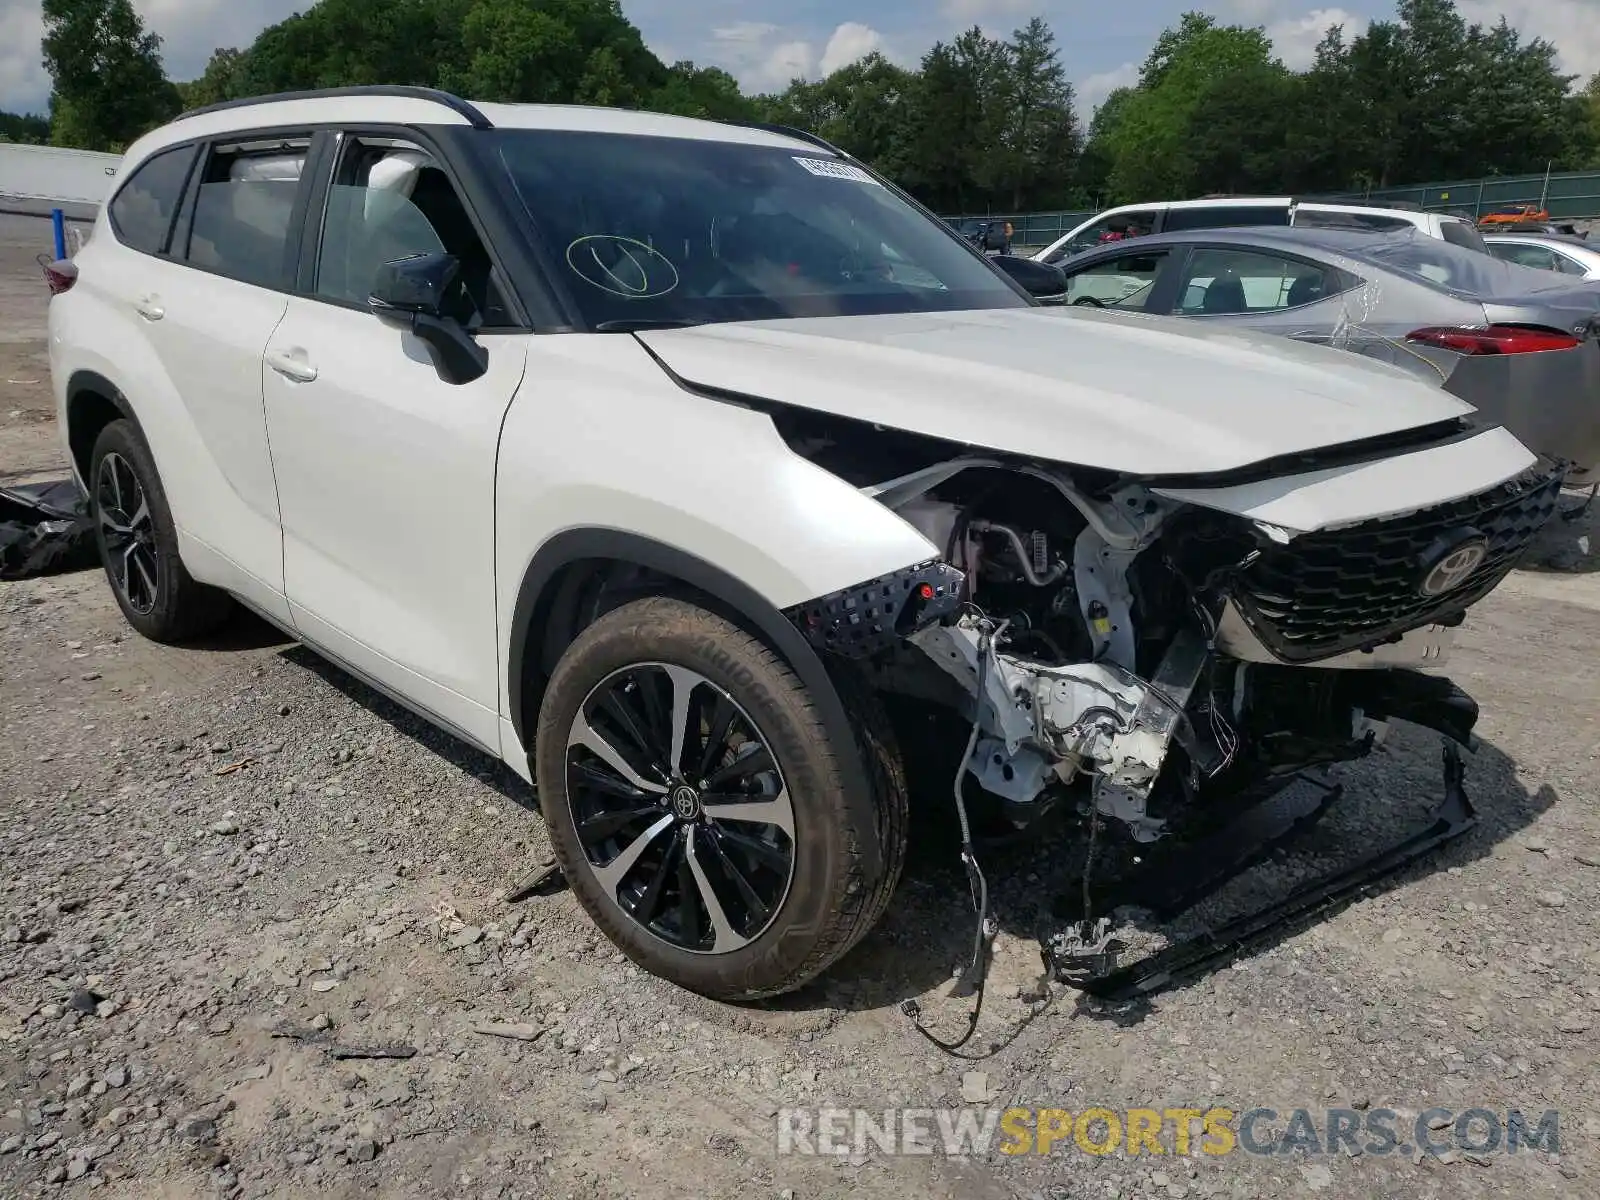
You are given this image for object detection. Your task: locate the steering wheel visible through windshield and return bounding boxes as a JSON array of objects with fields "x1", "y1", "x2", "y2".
[{"x1": 489, "y1": 128, "x2": 1025, "y2": 328}]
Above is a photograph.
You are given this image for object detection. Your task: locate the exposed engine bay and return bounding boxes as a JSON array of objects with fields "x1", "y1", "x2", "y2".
[{"x1": 780, "y1": 407, "x2": 1553, "y2": 846}]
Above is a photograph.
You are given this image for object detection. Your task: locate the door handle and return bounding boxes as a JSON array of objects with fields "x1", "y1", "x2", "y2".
[
  {"x1": 134, "y1": 296, "x2": 164, "y2": 321},
  {"x1": 266, "y1": 348, "x2": 318, "y2": 384}
]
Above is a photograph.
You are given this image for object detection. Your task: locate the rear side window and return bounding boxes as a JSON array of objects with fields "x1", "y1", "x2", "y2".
[
  {"x1": 1489, "y1": 242, "x2": 1564, "y2": 273},
  {"x1": 1160, "y1": 205, "x2": 1289, "y2": 232},
  {"x1": 182, "y1": 137, "x2": 310, "y2": 290},
  {"x1": 1293, "y1": 209, "x2": 1411, "y2": 233},
  {"x1": 1174, "y1": 247, "x2": 1343, "y2": 315},
  {"x1": 107, "y1": 145, "x2": 195, "y2": 256}
]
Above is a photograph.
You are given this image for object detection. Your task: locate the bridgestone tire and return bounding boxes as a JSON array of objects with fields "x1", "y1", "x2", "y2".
[{"x1": 534, "y1": 596, "x2": 907, "y2": 1000}]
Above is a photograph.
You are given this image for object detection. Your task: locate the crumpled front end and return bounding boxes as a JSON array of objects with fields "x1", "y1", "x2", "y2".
[{"x1": 781, "y1": 423, "x2": 1563, "y2": 847}]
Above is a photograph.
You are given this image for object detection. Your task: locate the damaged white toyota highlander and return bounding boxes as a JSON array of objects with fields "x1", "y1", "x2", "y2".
[{"x1": 49, "y1": 88, "x2": 1563, "y2": 1007}]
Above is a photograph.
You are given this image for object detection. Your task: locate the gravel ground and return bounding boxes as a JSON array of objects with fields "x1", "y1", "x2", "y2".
[{"x1": 2, "y1": 214, "x2": 1599, "y2": 1200}]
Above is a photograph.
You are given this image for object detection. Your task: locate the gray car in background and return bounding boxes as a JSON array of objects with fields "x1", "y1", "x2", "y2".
[{"x1": 1054, "y1": 227, "x2": 1600, "y2": 483}]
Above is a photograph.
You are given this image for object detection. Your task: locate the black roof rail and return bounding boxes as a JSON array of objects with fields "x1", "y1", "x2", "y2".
[
  {"x1": 721, "y1": 120, "x2": 848, "y2": 157},
  {"x1": 174, "y1": 85, "x2": 494, "y2": 130}
]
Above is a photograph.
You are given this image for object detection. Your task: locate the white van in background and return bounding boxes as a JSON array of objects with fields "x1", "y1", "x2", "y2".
[{"x1": 1033, "y1": 197, "x2": 1491, "y2": 263}]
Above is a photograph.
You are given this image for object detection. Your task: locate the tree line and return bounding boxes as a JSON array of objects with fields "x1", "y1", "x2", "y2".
[{"x1": 5, "y1": 0, "x2": 1600, "y2": 215}]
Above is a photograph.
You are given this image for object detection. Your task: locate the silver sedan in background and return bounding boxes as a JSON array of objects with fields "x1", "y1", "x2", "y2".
[
  {"x1": 1482, "y1": 231, "x2": 1600, "y2": 281},
  {"x1": 1052, "y1": 227, "x2": 1600, "y2": 484}
]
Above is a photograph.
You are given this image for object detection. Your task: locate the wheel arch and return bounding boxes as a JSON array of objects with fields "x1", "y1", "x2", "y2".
[
  {"x1": 506, "y1": 528, "x2": 885, "y2": 878},
  {"x1": 64, "y1": 370, "x2": 138, "y2": 488}
]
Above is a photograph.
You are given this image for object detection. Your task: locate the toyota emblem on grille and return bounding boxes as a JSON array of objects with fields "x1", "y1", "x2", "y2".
[{"x1": 1418, "y1": 532, "x2": 1489, "y2": 597}]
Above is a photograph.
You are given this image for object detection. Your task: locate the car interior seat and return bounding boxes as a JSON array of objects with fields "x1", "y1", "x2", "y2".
[{"x1": 1202, "y1": 271, "x2": 1248, "y2": 314}]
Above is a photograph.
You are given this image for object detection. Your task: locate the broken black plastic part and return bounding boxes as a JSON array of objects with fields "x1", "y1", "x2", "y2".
[
  {"x1": 1055, "y1": 773, "x2": 1345, "y2": 925},
  {"x1": 0, "y1": 478, "x2": 95, "y2": 581},
  {"x1": 1045, "y1": 743, "x2": 1475, "y2": 1001},
  {"x1": 505, "y1": 861, "x2": 567, "y2": 902},
  {"x1": 785, "y1": 560, "x2": 965, "y2": 659}
]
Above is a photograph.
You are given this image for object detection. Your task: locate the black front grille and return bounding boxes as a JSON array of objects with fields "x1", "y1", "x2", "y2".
[{"x1": 1232, "y1": 463, "x2": 1564, "y2": 663}]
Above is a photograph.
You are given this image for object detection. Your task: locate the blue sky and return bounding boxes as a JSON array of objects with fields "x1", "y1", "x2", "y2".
[{"x1": 2, "y1": 0, "x2": 1595, "y2": 117}]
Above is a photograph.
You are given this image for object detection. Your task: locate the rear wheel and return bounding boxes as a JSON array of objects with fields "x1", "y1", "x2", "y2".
[
  {"x1": 89, "y1": 419, "x2": 233, "y2": 643},
  {"x1": 534, "y1": 596, "x2": 906, "y2": 1000}
]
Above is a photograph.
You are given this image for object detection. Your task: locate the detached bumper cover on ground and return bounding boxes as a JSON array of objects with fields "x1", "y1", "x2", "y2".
[{"x1": 0, "y1": 478, "x2": 94, "y2": 581}]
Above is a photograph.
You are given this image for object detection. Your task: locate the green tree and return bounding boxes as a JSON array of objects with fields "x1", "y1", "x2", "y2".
[
  {"x1": 989, "y1": 18, "x2": 1081, "y2": 209},
  {"x1": 40, "y1": 0, "x2": 181, "y2": 151},
  {"x1": 1107, "y1": 13, "x2": 1287, "y2": 201},
  {"x1": 651, "y1": 63, "x2": 754, "y2": 120},
  {"x1": 178, "y1": 47, "x2": 249, "y2": 110},
  {"x1": 0, "y1": 111, "x2": 51, "y2": 143}
]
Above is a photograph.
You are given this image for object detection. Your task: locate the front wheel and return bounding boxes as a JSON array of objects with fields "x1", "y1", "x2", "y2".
[{"x1": 534, "y1": 596, "x2": 906, "y2": 1000}]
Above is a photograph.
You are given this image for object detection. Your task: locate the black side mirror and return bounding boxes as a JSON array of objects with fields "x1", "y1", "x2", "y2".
[
  {"x1": 369, "y1": 252, "x2": 489, "y2": 385},
  {"x1": 989, "y1": 253, "x2": 1068, "y2": 300}
]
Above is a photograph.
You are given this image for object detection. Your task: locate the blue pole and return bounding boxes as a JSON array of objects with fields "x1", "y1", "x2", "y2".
[{"x1": 51, "y1": 208, "x2": 67, "y2": 260}]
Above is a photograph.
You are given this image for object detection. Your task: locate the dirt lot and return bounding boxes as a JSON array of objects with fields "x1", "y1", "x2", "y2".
[{"x1": 2, "y1": 213, "x2": 1598, "y2": 1200}]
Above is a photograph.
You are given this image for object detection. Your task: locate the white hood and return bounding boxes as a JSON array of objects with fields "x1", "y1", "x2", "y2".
[{"x1": 637, "y1": 307, "x2": 1479, "y2": 476}]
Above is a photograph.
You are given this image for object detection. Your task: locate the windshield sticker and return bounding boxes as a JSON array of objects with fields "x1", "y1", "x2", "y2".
[
  {"x1": 565, "y1": 235, "x2": 680, "y2": 299},
  {"x1": 793, "y1": 157, "x2": 882, "y2": 186}
]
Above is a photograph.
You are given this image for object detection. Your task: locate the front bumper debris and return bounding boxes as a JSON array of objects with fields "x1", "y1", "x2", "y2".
[{"x1": 1044, "y1": 741, "x2": 1475, "y2": 1001}]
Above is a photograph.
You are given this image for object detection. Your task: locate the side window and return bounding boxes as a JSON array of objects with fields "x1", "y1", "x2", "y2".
[
  {"x1": 1293, "y1": 208, "x2": 1411, "y2": 233},
  {"x1": 315, "y1": 138, "x2": 509, "y2": 328},
  {"x1": 1046, "y1": 209, "x2": 1160, "y2": 262},
  {"x1": 1554, "y1": 251, "x2": 1591, "y2": 277},
  {"x1": 182, "y1": 137, "x2": 310, "y2": 290},
  {"x1": 1063, "y1": 251, "x2": 1170, "y2": 311},
  {"x1": 1175, "y1": 247, "x2": 1339, "y2": 316},
  {"x1": 1161, "y1": 205, "x2": 1289, "y2": 232},
  {"x1": 1490, "y1": 243, "x2": 1562, "y2": 273},
  {"x1": 107, "y1": 145, "x2": 195, "y2": 256}
]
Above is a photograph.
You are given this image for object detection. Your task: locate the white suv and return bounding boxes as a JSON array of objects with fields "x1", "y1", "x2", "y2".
[
  {"x1": 49, "y1": 87, "x2": 1561, "y2": 1001},
  {"x1": 1034, "y1": 197, "x2": 1491, "y2": 262}
]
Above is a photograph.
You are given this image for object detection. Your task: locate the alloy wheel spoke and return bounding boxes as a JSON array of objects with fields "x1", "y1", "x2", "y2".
[
  {"x1": 696, "y1": 693, "x2": 739, "y2": 779},
  {"x1": 685, "y1": 826, "x2": 750, "y2": 953},
  {"x1": 708, "y1": 823, "x2": 791, "y2": 873},
  {"x1": 675, "y1": 847, "x2": 702, "y2": 947},
  {"x1": 703, "y1": 788, "x2": 794, "y2": 836},
  {"x1": 664, "y1": 665, "x2": 701, "y2": 779},
  {"x1": 702, "y1": 827, "x2": 771, "y2": 929},
  {"x1": 592, "y1": 812, "x2": 674, "y2": 894},
  {"x1": 706, "y1": 742, "x2": 775, "y2": 790},
  {"x1": 631, "y1": 828, "x2": 683, "y2": 925},
  {"x1": 569, "y1": 758, "x2": 652, "y2": 801},
  {"x1": 131, "y1": 547, "x2": 158, "y2": 607},
  {"x1": 569, "y1": 712, "x2": 667, "y2": 795},
  {"x1": 598, "y1": 688, "x2": 663, "y2": 777},
  {"x1": 576, "y1": 804, "x2": 666, "y2": 846}
]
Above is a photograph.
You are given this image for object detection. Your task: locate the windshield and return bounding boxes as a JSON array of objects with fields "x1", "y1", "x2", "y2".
[{"x1": 489, "y1": 129, "x2": 1026, "y2": 327}]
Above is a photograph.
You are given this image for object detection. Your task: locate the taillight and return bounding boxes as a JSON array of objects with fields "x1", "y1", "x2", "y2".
[
  {"x1": 1405, "y1": 325, "x2": 1581, "y2": 354},
  {"x1": 39, "y1": 257, "x2": 77, "y2": 295}
]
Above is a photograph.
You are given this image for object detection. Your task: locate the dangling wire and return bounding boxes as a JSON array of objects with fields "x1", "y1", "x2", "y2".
[{"x1": 902, "y1": 618, "x2": 1006, "y2": 1053}]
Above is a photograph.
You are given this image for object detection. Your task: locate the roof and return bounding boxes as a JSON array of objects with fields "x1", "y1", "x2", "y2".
[
  {"x1": 1480, "y1": 230, "x2": 1596, "y2": 251},
  {"x1": 123, "y1": 85, "x2": 824, "y2": 168}
]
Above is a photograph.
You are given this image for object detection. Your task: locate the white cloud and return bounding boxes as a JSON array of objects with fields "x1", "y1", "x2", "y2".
[
  {"x1": 0, "y1": 2, "x2": 46, "y2": 112},
  {"x1": 1079, "y1": 62, "x2": 1140, "y2": 117},
  {"x1": 712, "y1": 20, "x2": 890, "y2": 90},
  {"x1": 1266, "y1": 7, "x2": 1366, "y2": 69},
  {"x1": 820, "y1": 22, "x2": 883, "y2": 75},
  {"x1": 1459, "y1": 0, "x2": 1600, "y2": 84}
]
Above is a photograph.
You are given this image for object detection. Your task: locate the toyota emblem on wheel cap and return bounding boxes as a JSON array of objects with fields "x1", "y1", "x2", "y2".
[{"x1": 1417, "y1": 533, "x2": 1489, "y2": 598}]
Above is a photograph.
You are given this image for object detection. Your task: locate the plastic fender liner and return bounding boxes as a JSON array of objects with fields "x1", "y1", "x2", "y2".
[{"x1": 507, "y1": 528, "x2": 890, "y2": 877}]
